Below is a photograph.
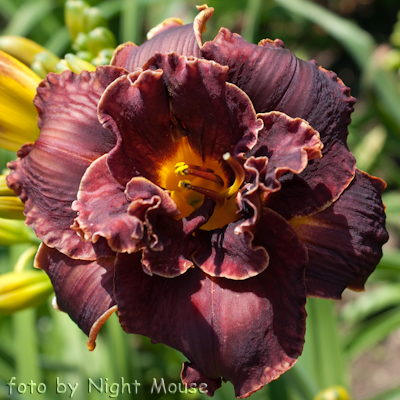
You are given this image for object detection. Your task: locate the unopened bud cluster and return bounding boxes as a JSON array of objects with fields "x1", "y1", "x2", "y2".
[{"x1": 61, "y1": 0, "x2": 117, "y2": 72}]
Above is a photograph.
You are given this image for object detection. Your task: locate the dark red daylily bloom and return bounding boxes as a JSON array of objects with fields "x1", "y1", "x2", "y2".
[{"x1": 7, "y1": 5, "x2": 388, "y2": 398}]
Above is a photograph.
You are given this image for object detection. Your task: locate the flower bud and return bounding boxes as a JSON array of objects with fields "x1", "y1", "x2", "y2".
[
  {"x1": 65, "y1": 53, "x2": 96, "y2": 73},
  {"x1": 0, "y1": 218, "x2": 38, "y2": 246},
  {"x1": 0, "y1": 270, "x2": 53, "y2": 315},
  {"x1": 72, "y1": 32, "x2": 89, "y2": 52},
  {"x1": 84, "y1": 7, "x2": 108, "y2": 32},
  {"x1": 0, "y1": 51, "x2": 40, "y2": 151},
  {"x1": 75, "y1": 51, "x2": 93, "y2": 62},
  {"x1": 65, "y1": 0, "x2": 90, "y2": 41},
  {"x1": 87, "y1": 27, "x2": 117, "y2": 56},
  {"x1": 54, "y1": 59, "x2": 71, "y2": 74},
  {"x1": 0, "y1": 36, "x2": 49, "y2": 65},
  {"x1": 0, "y1": 175, "x2": 14, "y2": 196},
  {"x1": 314, "y1": 386, "x2": 351, "y2": 400},
  {"x1": 0, "y1": 197, "x2": 25, "y2": 220},
  {"x1": 33, "y1": 51, "x2": 60, "y2": 73},
  {"x1": 30, "y1": 60, "x2": 48, "y2": 79}
]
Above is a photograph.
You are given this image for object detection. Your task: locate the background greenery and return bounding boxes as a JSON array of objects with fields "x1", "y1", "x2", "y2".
[{"x1": 1, "y1": 0, "x2": 400, "y2": 399}]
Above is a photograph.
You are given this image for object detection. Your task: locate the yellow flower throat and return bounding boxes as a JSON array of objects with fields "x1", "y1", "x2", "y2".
[{"x1": 158, "y1": 137, "x2": 245, "y2": 231}]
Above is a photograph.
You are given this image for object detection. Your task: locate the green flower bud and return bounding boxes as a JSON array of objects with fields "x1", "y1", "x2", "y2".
[
  {"x1": 91, "y1": 55, "x2": 111, "y2": 66},
  {"x1": 0, "y1": 270, "x2": 53, "y2": 315},
  {"x1": 76, "y1": 51, "x2": 93, "y2": 62},
  {"x1": 65, "y1": 53, "x2": 96, "y2": 73},
  {"x1": 72, "y1": 32, "x2": 89, "y2": 52},
  {"x1": 54, "y1": 59, "x2": 71, "y2": 73},
  {"x1": 34, "y1": 51, "x2": 60, "y2": 73},
  {"x1": 87, "y1": 27, "x2": 117, "y2": 56},
  {"x1": 65, "y1": 0, "x2": 90, "y2": 41},
  {"x1": 84, "y1": 7, "x2": 108, "y2": 32},
  {"x1": 98, "y1": 48, "x2": 115, "y2": 59},
  {"x1": 30, "y1": 60, "x2": 48, "y2": 79}
]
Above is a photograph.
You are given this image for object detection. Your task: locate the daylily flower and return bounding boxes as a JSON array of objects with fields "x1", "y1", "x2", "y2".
[{"x1": 5, "y1": 5, "x2": 388, "y2": 398}]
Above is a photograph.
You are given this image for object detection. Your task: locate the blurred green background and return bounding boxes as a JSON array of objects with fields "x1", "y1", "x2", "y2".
[{"x1": 1, "y1": 0, "x2": 400, "y2": 399}]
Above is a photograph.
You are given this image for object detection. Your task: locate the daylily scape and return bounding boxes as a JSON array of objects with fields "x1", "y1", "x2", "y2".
[{"x1": 4, "y1": 5, "x2": 388, "y2": 398}]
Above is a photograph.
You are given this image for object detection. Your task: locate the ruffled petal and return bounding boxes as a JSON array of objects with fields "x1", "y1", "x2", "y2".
[
  {"x1": 141, "y1": 198, "x2": 215, "y2": 277},
  {"x1": 145, "y1": 53, "x2": 262, "y2": 161},
  {"x1": 115, "y1": 208, "x2": 307, "y2": 398},
  {"x1": 7, "y1": 66, "x2": 127, "y2": 260},
  {"x1": 202, "y1": 28, "x2": 356, "y2": 218},
  {"x1": 35, "y1": 244, "x2": 116, "y2": 349},
  {"x1": 290, "y1": 169, "x2": 388, "y2": 299},
  {"x1": 244, "y1": 111, "x2": 322, "y2": 194},
  {"x1": 71, "y1": 155, "x2": 142, "y2": 253},
  {"x1": 193, "y1": 217, "x2": 269, "y2": 280},
  {"x1": 110, "y1": 6, "x2": 213, "y2": 71},
  {"x1": 98, "y1": 69, "x2": 177, "y2": 186}
]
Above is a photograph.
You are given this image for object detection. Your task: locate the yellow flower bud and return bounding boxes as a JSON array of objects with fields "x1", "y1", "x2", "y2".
[
  {"x1": 0, "y1": 196, "x2": 25, "y2": 220},
  {"x1": 0, "y1": 36, "x2": 50, "y2": 66},
  {"x1": 0, "y1": 175, "x2": 14, "y2": 196},
  {"x1": 0, "y1": 270, "x2": 53, "y2": 315},
  {"x1": 0, "y1": 218, "x2": 38, "y2": 246},
  {"x1": 0, "y1": 50, "x2": 41, "y2": 151}
]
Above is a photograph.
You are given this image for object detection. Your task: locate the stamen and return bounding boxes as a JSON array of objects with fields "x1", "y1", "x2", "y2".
[
  {"x1": 186, "y1": 164, "x2": 214, "y2": 173},
  {"x1": 174, "y1": 163, "x2": 224, "y2": 186},
  {"x1": 221, "y1": 153, "x2": 245, "y2": 198},
  {"x1": 178, "y1": 180, "x2": 192, "y2": 189},
  {"x1": 179, "y1": 181, "x2": 225, "y2": 206},
  {"x1": 186, "y1": 168, "x2": 224, "y2": 186}
]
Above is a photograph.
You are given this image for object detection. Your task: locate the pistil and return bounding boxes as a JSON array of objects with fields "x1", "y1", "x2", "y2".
[{"x1": 221, "y1": 153, "x2": 245, "y2": 198}]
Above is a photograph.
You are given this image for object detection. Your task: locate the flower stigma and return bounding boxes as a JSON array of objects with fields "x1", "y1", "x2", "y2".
[{"x1": 158, "y1": 137, "x2": 245, "y2": 230}]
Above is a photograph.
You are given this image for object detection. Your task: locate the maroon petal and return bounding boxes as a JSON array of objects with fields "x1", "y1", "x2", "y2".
[
  {"x1": 244, "y1": 111, "x2": 322, "y2": 194},
  {"x1": 115, "y1": 208, "x2": 307, "y2": 398},
  {"x1": 146, "y1": 53, "x2": 262, "y2": 161},
  {"x1": 181, "y1": 363, "x2": 221, "y2": 397},
  {"x1": 202, "y1": 29, "x2": 356, "y2": 218},
  {"x1": 98, "y1": 69, "x2": 177, "y2": 186},
  {"x1": 71, "y1": 155, "x2": 143, "y2": 253},
  {"x1": 193, "y1": 218, "x2": 269, "y2": 280},
  {"x1": 35, "y1": 244, "x2": 116, "y2": 350},
  {"x1": 141, "y1": 198, "x2": 215, "y2": 278},
  {"x1": 7, "y1": 66, "x2": 127, "y2": 260},
  {"x1": 111, "y1": 6, "x2": 213, "y2": 71},
  {"x1": 291, "y1": 170, "x2": 388, "y2": 299}
]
